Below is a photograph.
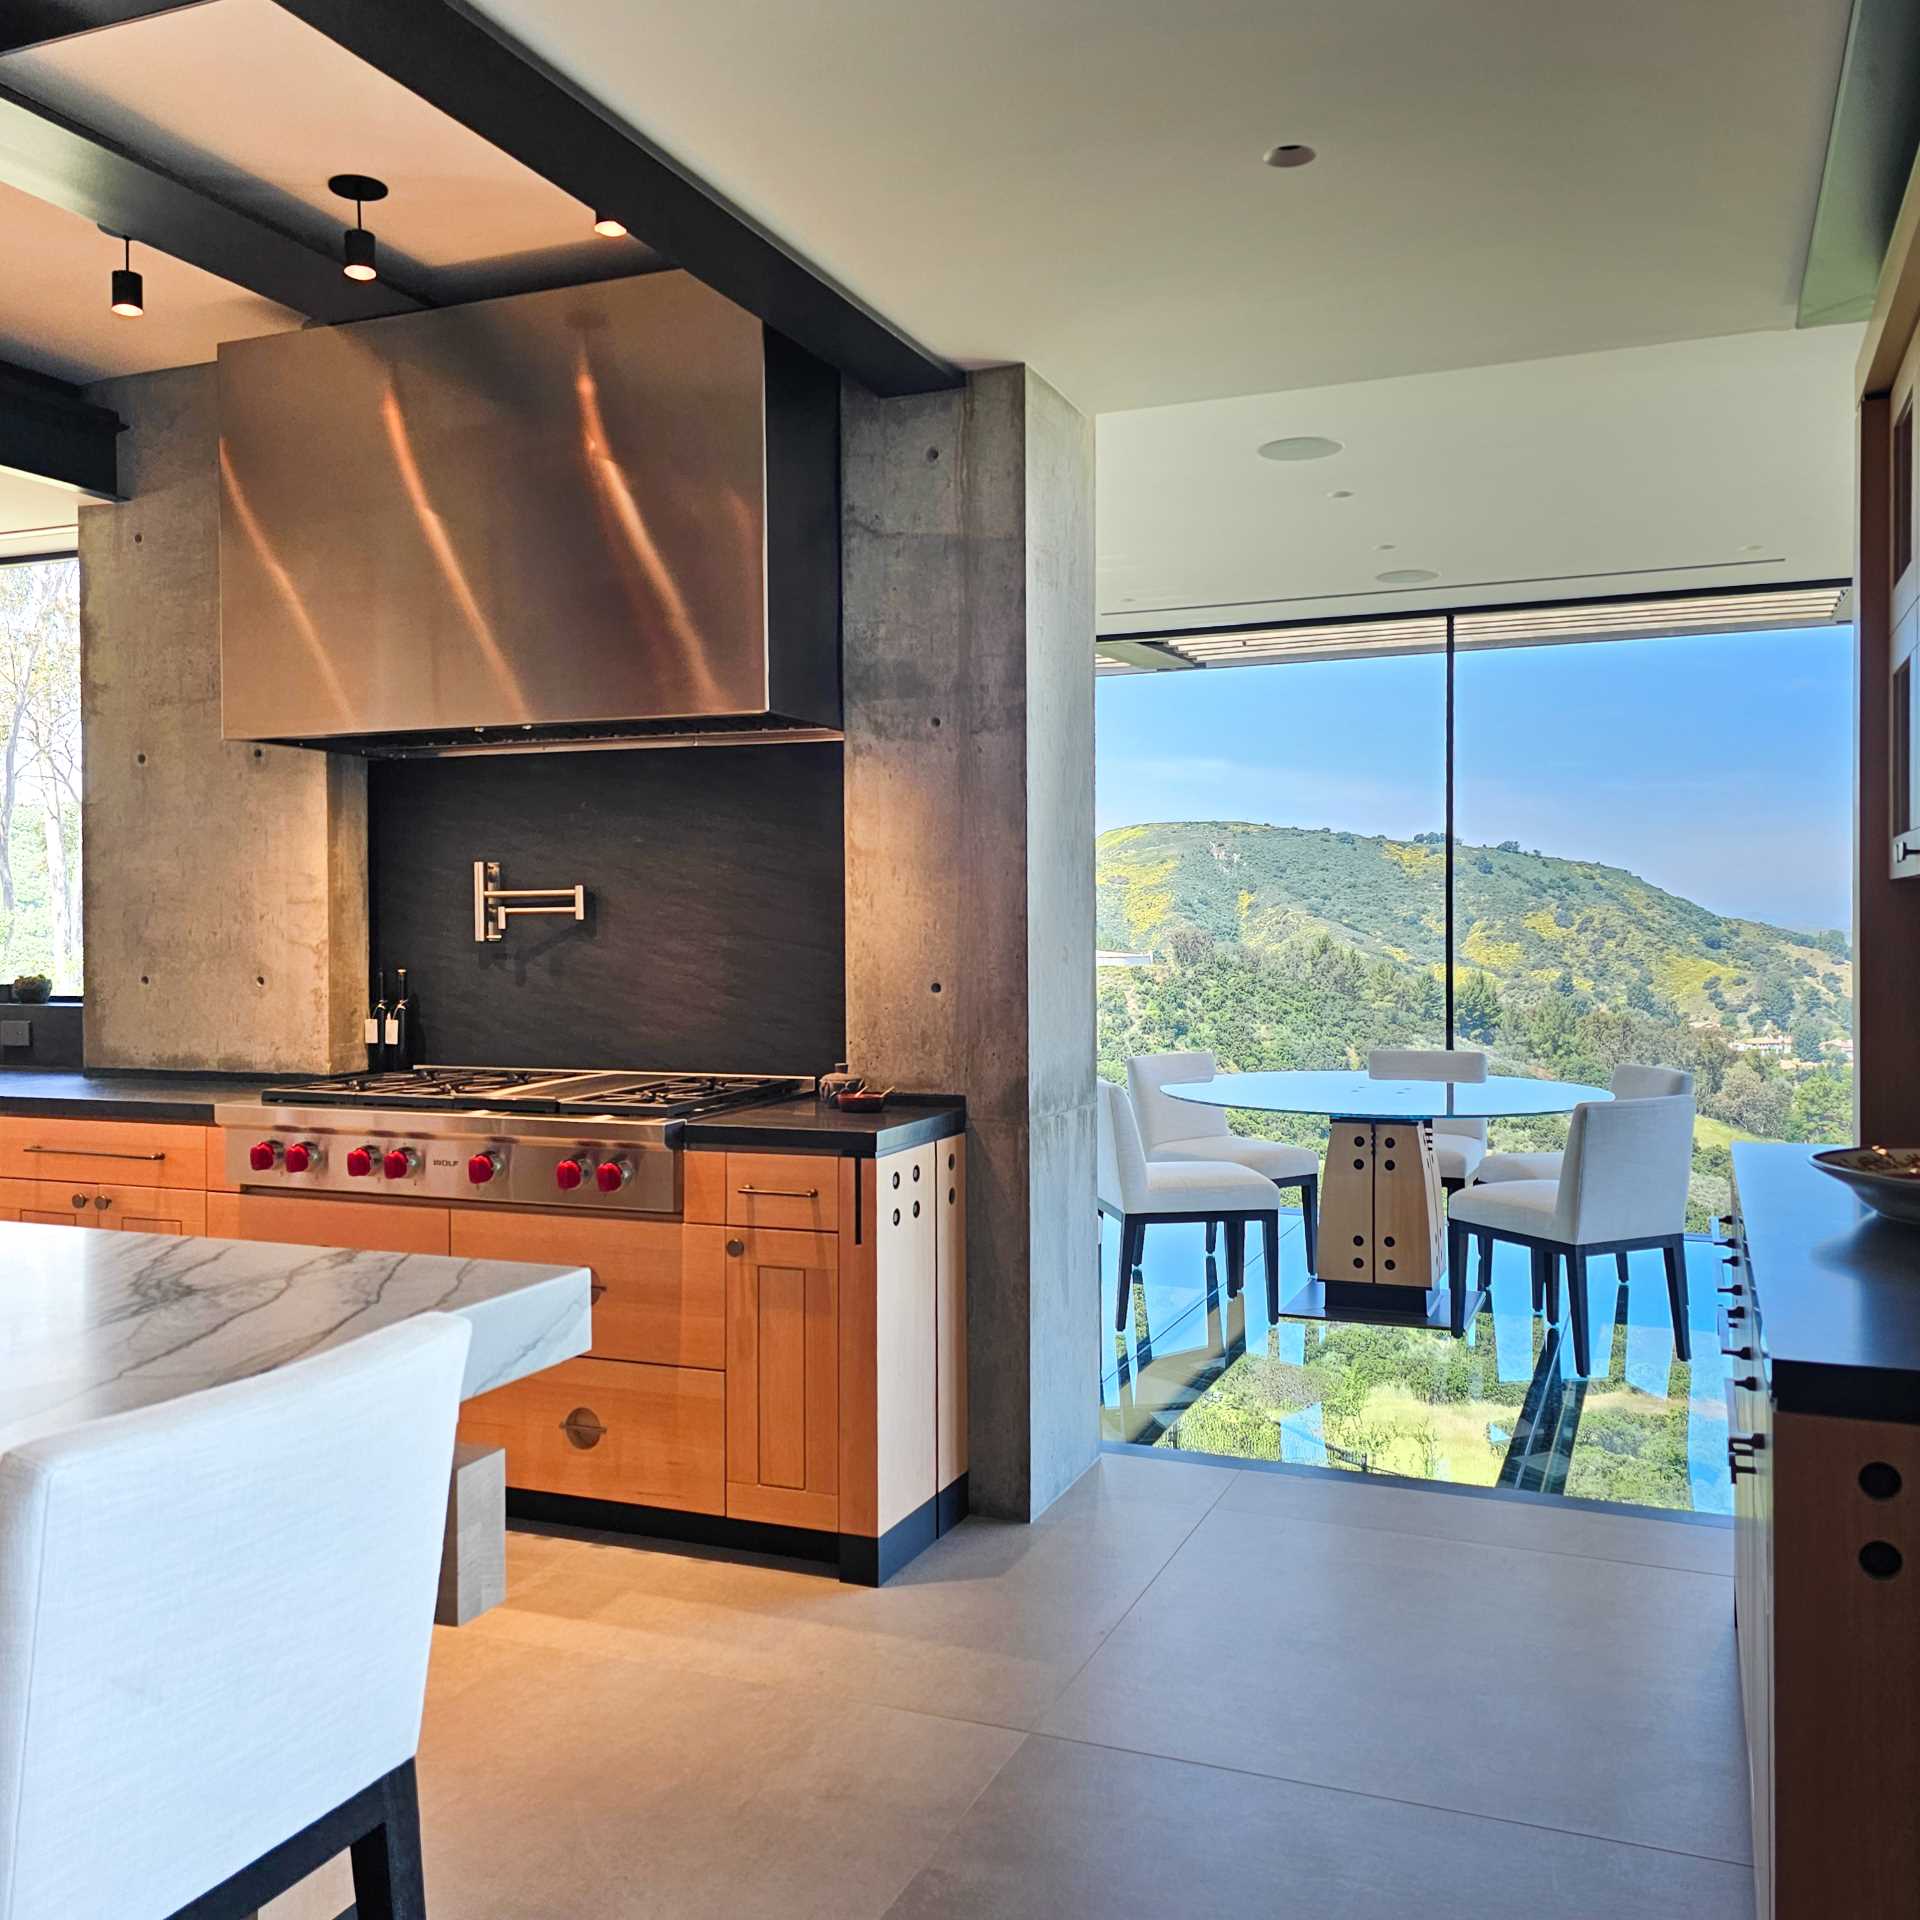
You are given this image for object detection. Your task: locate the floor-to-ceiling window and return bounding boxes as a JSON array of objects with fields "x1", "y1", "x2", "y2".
[
  {"x1": 0, "y1": 556, "x2": 82, "y2": 995},
  {"x1": 1095, "y1": 586, "x2": 1850, "y2": 1511}
]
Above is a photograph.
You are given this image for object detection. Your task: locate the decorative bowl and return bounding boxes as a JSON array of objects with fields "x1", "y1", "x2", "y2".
[{"x1": 1812, "y1": 1147, "x2": 1920, "y2": 1225}]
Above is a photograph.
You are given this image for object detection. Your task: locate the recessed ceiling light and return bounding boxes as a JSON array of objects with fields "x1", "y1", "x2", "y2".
[
  {"x1": 593, "y1": 211, "x2": 628, "y2": 238},
  {"x1": 1259, "y1": 435, "x2": 1342, "y2": 462},
  {"x1": 1377, "y1": 567, "x2": 1439, "y2": 585},
  {"x1": 1374, "y1": 542, "x2": 1396, "y2": 552},
  {"x1": 1327, "y1": 488, "x2": 1354, "y2": 500},
  {"x1": 1737, "y1": 543, "x2": 1764, "y2": 553},
  {"x1": 1264, "y1": 143, "x2": 1316, "y2": 169}
]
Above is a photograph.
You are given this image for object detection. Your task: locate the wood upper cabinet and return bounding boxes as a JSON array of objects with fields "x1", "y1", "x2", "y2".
[
  {"x1": 725, "y1": 1225, "x2": 839, "y2": 1531},
  {"x1": 451, "y1": 1209, "x2": 726, "y2": 1369}
]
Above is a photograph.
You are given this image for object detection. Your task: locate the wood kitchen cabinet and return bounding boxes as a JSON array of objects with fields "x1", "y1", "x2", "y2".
[
  {"x1": 0, "y1": 1176, "x2": 204, "y2": 1235},
  {"x1": 724, "y1": 1226, "x2": 840, "y2": 1531},
  {"x1": 223, "y1": 1191, "x2": 452, "y2": 1254},
  {"x1": 0, "y1": 1115, "x2": 206, "y2": 1189}
]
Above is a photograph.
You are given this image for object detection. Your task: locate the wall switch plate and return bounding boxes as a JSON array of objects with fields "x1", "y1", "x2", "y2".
[{"x1": 1, "y1": 1019, "x2": 30, "y2": 1047}]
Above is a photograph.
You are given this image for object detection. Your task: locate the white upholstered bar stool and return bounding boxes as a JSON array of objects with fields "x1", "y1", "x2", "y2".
[
  {"x1": 1127, "y1": 1050, "x2": 1320, "y2": 1274},
  {"x1": 1447, "y1": 1094, "x2": 1696, "y2": 1375},
  {"x1": 1099, "y1": 1080, "x2": 1283, "y2": 1327},
  {"x1": 1366, "y1": 1046, "x2": 1488, "y2": 1188},
  {"x1": 0, "y1": 1314, "x2": 473, "y2": 1920}
]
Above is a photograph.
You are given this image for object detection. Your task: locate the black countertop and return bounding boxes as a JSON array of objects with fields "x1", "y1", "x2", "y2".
[
  {"x1": 1735, "y1": 1141, "x2": 1920, "y2": 1422},
  {"x1": 0, "y1": 1070, "x2": 285, "y2": 1123},
  {"x1": 682, "y1": 1096, "x2": 964, "y2": 1156},
  {"x1": 0, "y1": 1072, "x2": 964, "y2": 1156}
]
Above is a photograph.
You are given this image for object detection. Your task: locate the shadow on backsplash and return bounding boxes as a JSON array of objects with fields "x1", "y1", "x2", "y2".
[{"x1": 368, "y1": 743, "x2": 845, "y2": 1074}]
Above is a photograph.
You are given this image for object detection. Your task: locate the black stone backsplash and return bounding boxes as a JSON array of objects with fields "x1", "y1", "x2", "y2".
[{"x1": 367, "y1": 744, "x2": 845, "y2": 1074}]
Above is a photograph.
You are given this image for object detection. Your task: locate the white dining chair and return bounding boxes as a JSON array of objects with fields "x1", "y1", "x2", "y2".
[
  {"x1": 1446, "y1": 1094, "x2": 1696, "y2": 1375},
  {"x1": 1366, "y1": 1046, "x2": 1488, "y2": 1187},
  {"x1": 1471, "y1": 1063, "x2": 1694, "y2": 1185},
  {"x1": 0, "y1": 1314, "x2": 473, "y2": 1920},
  {"x1": 1099, "y1": 1079, "x2": 1283, "y2": 1328},
  {"x1": 1127, "y1": 1050, "x2": 1320, "y2": 1272}
]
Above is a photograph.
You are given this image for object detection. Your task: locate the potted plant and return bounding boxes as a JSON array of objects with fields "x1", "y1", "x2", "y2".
[{"x1": 12, "y1": 975, "x2": 52, "y2": 1004}]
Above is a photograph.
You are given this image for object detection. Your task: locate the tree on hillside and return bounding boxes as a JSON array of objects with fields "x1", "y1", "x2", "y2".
[{"x1": 1455, "y1": 970, "x2": 1502, "y2": 1042}]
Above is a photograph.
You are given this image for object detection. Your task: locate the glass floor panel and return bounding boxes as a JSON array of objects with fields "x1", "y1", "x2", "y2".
[{"x1": 1099, "y1": 1213, "x2": 1732, "y2": 1515}]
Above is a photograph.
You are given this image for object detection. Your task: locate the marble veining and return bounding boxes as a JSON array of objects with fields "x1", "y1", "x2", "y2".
[{"x1": 0, "y1": 1223, "x2": 590, "y2": 1454}]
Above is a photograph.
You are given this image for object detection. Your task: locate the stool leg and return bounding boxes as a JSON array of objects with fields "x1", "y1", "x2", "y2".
[
  {"x1": 1568, "y1": 1254, "x2": 1592, "y2": 1376},
  {"x1": 1530, "y1": 1246, "x2": 1545, "y2": 1315},
  {"x1": 1262, "y1": 1212, "x2": 1279, "y2": 1322},
  {"x1": 1662, "y1": 1236, "x2": 1692, "y2": 1362},
  {"x1": 1225, "y1": 1217, "x2": 1246, "y2": 1298},
  {"x1": 351, "y1": 1762, "x2": 426, "y2": 1920}
]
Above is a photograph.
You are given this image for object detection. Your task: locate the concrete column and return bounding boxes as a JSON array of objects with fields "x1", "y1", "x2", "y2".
[
  {"x1": 78, "y1": 365, "x2": 367, "y2": 1072},
  {"x1": 843, "y1": 365, "x2": 1097, "y2": 1520}
]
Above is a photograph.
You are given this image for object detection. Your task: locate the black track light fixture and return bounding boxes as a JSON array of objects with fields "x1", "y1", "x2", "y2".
[
  {"x1": 107, "y1": 231, "x2": 143, "y2": 318},
  {"x1": 592, "y1": 210, "x2": 628, "y2": 238},
  {"x1": 328, "y1": 172, "x2": 389, "y2": 283}
]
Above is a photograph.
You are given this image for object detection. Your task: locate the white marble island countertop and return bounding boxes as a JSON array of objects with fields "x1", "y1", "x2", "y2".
[{"x1": 0, "y1": 1222, "x2": 591, "y2": 1454}]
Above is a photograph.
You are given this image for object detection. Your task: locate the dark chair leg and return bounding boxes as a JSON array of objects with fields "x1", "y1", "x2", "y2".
[
  {"x1": 1224, "y1": 1216, "x2": 1246, "y2": 1298},
  {"x1": 1530, "y1": 1246, "x2": 1545, "y2": 1315},
  {"x1": 1477, "y1": 1231, "x2": 1493, "y2": 1293},
  {"x1": 1205, "y1": 1219, "x2": 1218, "y2": 1254},
  {"x1": 1114, "y1": 1216, "x2": 1144, "y2": 1331},
  {"x1": 1662, "y1": 1236, "x2": 1691, "y2": 1361},
  {"x1": 1262, "y1": 1212, "x2": 1280, "y2": 1322},
  {"x1": 1300, "y1": 1177, "x2": 1319, "y2": 1274},
  {"x1": 1567, "y1": 1251, "x2": 1592, "y2": 1376},
  {"x1": 1544, "y1": 1247, "x2": 1562, "y2": 1323},
  {"x1": 350, "y1": 1762, "x2": 427, "y2": 1920},
  {"x1": 1616, "y1": 1249, "x2": 1631, "y2": 1288},
  {"x1": 1447, "y1": 1218, "x2": 1470, "y2": 1335}
]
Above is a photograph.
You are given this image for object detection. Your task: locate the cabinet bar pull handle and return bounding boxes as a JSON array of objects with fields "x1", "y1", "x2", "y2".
[
  {"x1": 22, "y1": 1146, "x2": 164, "y2": 1162},
  {"x1": 736, "y1": 1185, "x2": 818, "y2": 1199}
]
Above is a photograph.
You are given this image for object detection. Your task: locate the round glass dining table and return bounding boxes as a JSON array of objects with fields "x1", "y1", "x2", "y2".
[
  {"x1": 1164, "y1": 1069, "x2": 1612, "y2": 1122},
  {"x1": 1164, "y1": 1070, "x2": 1612, "y2": 1322}
]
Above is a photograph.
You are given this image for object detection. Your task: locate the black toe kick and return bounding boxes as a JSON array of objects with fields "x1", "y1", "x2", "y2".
[{"x1": 506, "y1": 1476, "x2": 970, "y2": 1586}]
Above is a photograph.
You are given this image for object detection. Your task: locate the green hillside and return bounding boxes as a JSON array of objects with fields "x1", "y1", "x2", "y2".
[{"x1": 1096, "y1": 821, "x2": 1855, "y2": 1230}]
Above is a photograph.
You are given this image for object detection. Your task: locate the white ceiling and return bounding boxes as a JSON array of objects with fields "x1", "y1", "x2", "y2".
[
  {"x1": 1097, "y1": 324, "x2": 1863, "y2": 630},
  {"x1": 473, "y1": 0, "x2": 1856, "y2": 414}
]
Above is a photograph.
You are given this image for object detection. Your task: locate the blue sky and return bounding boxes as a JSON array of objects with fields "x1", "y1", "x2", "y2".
[{"x1": 1096, "y1": 625, "x2": 1853, "y2": 934}]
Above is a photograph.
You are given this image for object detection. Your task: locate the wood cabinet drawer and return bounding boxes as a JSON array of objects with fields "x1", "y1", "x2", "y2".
[
  {"x1": 229, "y1": 1192, "x2": 452, "y2": 1255},
  {"x1": 725, "y1": 1152, "x2": 839, "y2": 1232},
  {"x1": 450, "y1": 1211, "x2": 725, "y2": 1369},
  {"x1": 459, "y1": 1356, "x2": 724, "y2": 1515},
  {"x1": 0, "y1": 1116, "x2": 205, "y2": 1190}
]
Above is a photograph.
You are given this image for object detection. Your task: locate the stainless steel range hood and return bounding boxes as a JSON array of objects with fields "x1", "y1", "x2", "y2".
[{"x1": 217, "y1": 271, "x2": 840, "y2": 753}]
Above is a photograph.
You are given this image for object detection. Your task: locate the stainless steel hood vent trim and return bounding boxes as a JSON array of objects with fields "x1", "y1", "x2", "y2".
[{"x1": 218, "y1": 271, "x2": 841, "y2": 752}]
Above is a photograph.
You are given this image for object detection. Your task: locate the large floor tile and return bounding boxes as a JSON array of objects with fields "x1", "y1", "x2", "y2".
[
  {"x1": 1218, "y1": 1460, "x2": 1735, "y2": 1575},
  {"x1": 270, "y1": 1634, "x2": 1023, "y2": 1920},
  {"x1": 1039, "y1": 1504, "x2": 1750, "y2": 1864},
  {"x1": 474, "y1": 1454, "x2": 1233, "y2": 1731},
  {"x1": 885, "y1": 1735, "x2": 1754, "y2": 1920}
]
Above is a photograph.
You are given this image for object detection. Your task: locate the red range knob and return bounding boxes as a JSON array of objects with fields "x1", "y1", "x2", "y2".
[
  {"x1": 248, "y1": 1140, "x2": 279, "y2": 1172},
  {"x1": 345, "y1": 1146, "x2": 375, "y2": 1178},
  {"x1": 554, "y1": 1158, "x2": 585, "y2": 1191},
  {"x1": 284, "y1": 1141, "x2": 315, "y2": 1173},
  {"x1": 383, "y1": 1147, "x2": 415, "y2": 1180},
  {"x1": 595, "y1": 1159, "x2": 631, "y2": 1194},
  {"x1": 468, "y1": 1151, "x2": 500, "y2": 1186}
]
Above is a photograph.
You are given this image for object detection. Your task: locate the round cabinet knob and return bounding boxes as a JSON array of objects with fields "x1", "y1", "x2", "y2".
[
  {"x1": 284, "y1": 1141, "x2": 316, "y2": 1174},
  {"x1": 345, "y1": 1146, "x2": 375, "y2": 1178},
  {"x1": 595, "y1": 1158, "x2": 631, "y2": 1194},
  {"x1": 248, "y1": 1140, "x2": 280, "y2": 1172},
  {"x1": 382, "y1": 1147, "x2": 416, "y2": 1180},
  {"x1": 554, "y1": 1158, "x2": 585, "y2": 1191},
  {"x1": 468, "y1": 1151, "x2": 500, "y2": 1186}
]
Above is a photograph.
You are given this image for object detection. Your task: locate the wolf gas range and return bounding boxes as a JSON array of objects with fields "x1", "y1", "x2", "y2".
[{"x1": 215, "y1": 1067, "x2": 812, "y2": 1214}]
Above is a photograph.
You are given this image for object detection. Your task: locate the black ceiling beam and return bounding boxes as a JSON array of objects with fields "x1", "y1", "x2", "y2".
[
  {"x1": 0, "y1": 82, "x2": 428, "y2": 323},
  {"x1": 0, "y1": 356, "x2": 120, "y2": 496},
  {"x1": 267, "y1": 0, "x2": 963, "y2": 397},
  {"x1": 0, "y1": 0, "x2": 210, "y2": 57}
]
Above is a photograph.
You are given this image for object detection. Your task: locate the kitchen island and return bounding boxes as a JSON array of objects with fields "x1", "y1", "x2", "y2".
[{"x1": 0, "y1": 1220, "x2": 591, "y2": 1453}]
